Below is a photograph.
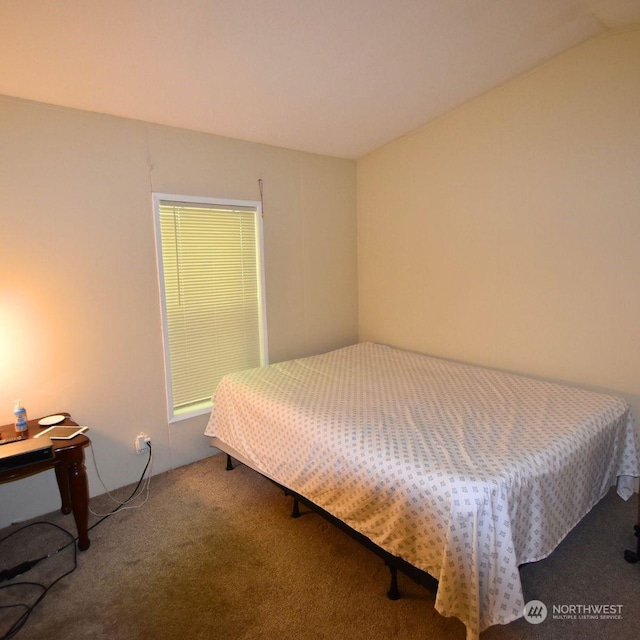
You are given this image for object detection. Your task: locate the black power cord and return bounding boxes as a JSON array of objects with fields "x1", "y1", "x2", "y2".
[
  {"x1": 48, "y1": 440, "x2": 155, "y2": 560},
  {"x1": 0, "y1": 559, "x2": 46, "y2": 584},
  {"x1": 0, "y1": 522, "x2": 77, "y2": 640},
  {"x1": 0, "y1": 442, "x2": 153, "y2": 639},
  {"x1": 87, "y1": 440, "x2": 153, "y2": 532}
]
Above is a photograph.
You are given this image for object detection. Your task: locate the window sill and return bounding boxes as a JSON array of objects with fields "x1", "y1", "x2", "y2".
[{"x1": 169, "y1": 402, "x2": 212, "y2": 424}]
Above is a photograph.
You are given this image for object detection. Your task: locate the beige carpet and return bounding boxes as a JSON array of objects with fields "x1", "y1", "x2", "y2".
[{"x1": 1, "y1": 452, "x2": 640, "y2": 639}]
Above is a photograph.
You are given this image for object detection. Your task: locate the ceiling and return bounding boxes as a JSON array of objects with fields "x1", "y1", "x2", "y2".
[{"x1": 1, "y1": 1, "x2": 639, "y2": 159}]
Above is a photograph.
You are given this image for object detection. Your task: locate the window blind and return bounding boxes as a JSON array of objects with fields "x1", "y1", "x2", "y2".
[{"x1": 157, "y1": 199, "x2": 265, "y2": 416}]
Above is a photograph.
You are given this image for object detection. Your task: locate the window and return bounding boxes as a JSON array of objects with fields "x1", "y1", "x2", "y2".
[{"x1": 153, "y1": 193, "x2": 268, "y2": 421}]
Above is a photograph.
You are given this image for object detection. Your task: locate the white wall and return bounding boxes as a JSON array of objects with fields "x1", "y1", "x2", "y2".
[
  {"x1": 0, "y1": 97, "x2": 357, "y2": 527},
  {"x1": 358, "y1": 28, "x2": 640, "y2": 417}
]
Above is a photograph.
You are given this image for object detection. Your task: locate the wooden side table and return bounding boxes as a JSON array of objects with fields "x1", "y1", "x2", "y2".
[{"x1": 0, "y1": 413, "x2": 92, "y2": 550}]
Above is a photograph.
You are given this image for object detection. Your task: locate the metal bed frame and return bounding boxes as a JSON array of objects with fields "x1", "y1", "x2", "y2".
[{"x1": 224, "y1": 451, "x2": 438, "y2": 601}]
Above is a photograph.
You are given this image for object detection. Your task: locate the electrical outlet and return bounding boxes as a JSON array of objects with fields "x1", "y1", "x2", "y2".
[{"x1": 135, "y1": 432, "x2": 150, "y2": 455}]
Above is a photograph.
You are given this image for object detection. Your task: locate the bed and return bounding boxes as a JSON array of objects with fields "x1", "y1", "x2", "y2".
[{"x1": 204, "y1": 342, "x2": 639, "y2": 639}]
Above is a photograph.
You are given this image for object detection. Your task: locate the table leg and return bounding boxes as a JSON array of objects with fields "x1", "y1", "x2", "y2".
[
  {"x1": 67, "y1": 447, "x2": 91, "y2": 551},
  {"x1": 54, "y1": 458, "x2": 72, "y2": 515}
]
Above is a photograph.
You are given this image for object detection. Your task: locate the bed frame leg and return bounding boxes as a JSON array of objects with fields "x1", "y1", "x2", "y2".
[
  {"x1": 291, "y1": 497, "x2": 301, "y2": 519},
  {"x1": 386, "y1": 563, "x2": 400, "y2": 600},
  {"x1": 624, "y1": 524, "x2": 640, "y2": 563},
  {"x1": 225, "y1": 454, "x2": 234, "y2": 471}
]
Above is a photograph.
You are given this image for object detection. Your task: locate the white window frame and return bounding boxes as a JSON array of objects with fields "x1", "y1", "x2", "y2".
[{"x1": 153, "y1": 192, "x2": 268, "y2": 422}]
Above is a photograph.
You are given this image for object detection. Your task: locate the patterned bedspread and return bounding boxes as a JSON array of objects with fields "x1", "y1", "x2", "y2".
[{"x1": 204, "y1": 342, "x2": 639, "y2": 639}]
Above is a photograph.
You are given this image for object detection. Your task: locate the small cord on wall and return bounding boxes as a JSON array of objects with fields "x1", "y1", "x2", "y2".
[
  {"x1": 87, "y1": 442, "x2": 154, "y2": 518},
  {"x1": 258, "y1": 178, "x2": 264, "y2": 218}
]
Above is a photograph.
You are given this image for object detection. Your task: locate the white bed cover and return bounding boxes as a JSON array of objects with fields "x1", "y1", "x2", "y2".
[{"x1": 205, "y1": 342, "x2": 639, "y2": 639}]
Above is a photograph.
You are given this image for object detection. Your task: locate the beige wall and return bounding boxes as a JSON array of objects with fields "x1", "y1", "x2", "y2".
[
  {"x1": 0, "y1": 97, "x2": 357, "y2": 527},
  {"x1": 358, "y1": 28, "x2": 640, "y2": 416},
  {"x1": 3, "y1": 27, "x2": 639, "y2": 528}
]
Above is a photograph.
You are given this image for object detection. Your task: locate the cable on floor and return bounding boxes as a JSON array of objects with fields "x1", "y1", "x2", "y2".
[
  {"x1": 0, "y1": 522, "x2": 77, "y2": 640},
  {"x1": 0, "y1": 443, "x2": 153, "y2": 638}
]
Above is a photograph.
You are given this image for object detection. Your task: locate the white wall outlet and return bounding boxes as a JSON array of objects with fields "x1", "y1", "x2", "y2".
[{"x1": 135, "y1": 432, "x2": 150, "y2": 455}]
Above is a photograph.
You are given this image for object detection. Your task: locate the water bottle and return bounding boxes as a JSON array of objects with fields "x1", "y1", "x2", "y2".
[{"x1": 14, "y1": 399, "x2": 28, "y2": 437}]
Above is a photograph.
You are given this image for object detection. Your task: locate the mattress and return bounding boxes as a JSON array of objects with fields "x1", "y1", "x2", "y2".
[{"x1": 205, "y1": 342, "x2": 639, "y2": 639}]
